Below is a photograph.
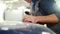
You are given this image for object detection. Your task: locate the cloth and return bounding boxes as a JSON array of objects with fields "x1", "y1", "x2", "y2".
[
  {"x1": 30, "y1": 0, "x2": 60, "y2": 34},
  {"x1": 30, "y1": 0, "x2": 38, "y2": 11}
]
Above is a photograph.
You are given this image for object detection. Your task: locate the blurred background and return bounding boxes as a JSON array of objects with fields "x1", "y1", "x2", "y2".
[{"x1": 0, "y1": 0, "x2": 30, "y2": 22}]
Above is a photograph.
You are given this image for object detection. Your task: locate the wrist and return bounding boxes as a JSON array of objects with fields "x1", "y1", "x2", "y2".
[
  {"x1": 34, "y1": 16, "x2": 39, "y2": 22},
  {"x1": 35, "y1": 16, "x2": 44, "y2": 22}
]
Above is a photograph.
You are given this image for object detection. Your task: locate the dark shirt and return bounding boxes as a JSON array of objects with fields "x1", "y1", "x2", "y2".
[
  {"x1": 30, "y1": 0, "x2": 38, "y2": 12},
  {"x1": 30, "y1": 0, "x2": 60, "y2": 33}
]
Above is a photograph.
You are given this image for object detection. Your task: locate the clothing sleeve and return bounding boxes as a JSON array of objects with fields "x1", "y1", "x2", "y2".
[{"x1": 40, "y1": 0, "x2": 60, "y2": 21}]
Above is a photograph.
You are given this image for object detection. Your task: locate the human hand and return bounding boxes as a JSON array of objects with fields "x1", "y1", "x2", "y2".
[
  {"x1": 23, "y1": 15, "x2": 37, "y2": 23},
  {"x1": 25, "y1": 0, "x2": 32, "y2": 3}
]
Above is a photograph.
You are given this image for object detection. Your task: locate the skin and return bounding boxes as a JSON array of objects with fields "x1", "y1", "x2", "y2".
[
  {"x1": 25, "y1": 0, "x2": 32, "y2": 3},
  {"x1": 23, "y1": 14, "x2": 59, "y2": 23},
  {"x1": 23, "y1": 0, "x2": 59, "y2": 23}
]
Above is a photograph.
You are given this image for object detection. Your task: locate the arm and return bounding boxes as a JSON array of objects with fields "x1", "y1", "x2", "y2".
[{"x1": 36, "y1": 14, "x2": 59, "y2": 23}]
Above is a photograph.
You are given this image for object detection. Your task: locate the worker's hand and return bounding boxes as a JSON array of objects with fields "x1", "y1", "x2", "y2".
[
  {"x1": 23, "y1": 15, "x2": 37, "y2": 23},
  {"x1": 25, "y1": 0, "x2": 32, "y2": 3}
]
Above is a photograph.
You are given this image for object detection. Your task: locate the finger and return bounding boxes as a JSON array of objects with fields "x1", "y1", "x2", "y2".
[
  {"x1": 23, "y1": 19, "x2": 28, "y2": 22},
  {"x1": 23, "y1": 19, "x2": 32, "y2": 23}
]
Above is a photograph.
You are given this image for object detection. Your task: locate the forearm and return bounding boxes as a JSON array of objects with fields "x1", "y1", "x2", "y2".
[{"x1": 36, "y1": 14, "x2": 59, "y2": 23}]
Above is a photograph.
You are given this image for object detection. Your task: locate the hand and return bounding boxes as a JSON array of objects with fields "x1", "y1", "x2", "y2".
[
  {"x1": 25, "y1": 0, "x2": 32, "y2": 3},
  {"x1": 23, "y1": 15, "x2": 37, "y2": 23}
]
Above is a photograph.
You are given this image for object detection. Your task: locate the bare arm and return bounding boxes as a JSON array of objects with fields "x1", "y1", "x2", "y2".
[{"x1": 36, "y1": 14, "x2": 59, "y2": 23}]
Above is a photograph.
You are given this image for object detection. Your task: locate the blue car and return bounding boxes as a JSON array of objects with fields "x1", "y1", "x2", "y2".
[{"x1": 0, "y1": 21, "x2": 56, "y2": 34}]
